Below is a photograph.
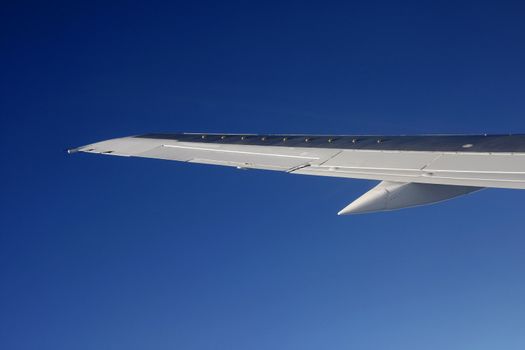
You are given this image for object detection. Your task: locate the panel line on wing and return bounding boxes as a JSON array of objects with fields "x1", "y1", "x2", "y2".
[
  {"x1": 162, "y1": 144, "x2": 320, "y2": 159},
  {"x1": 320, "y1": 164, "x2": 525, "y2": 174},
  {"x1": 286, "y1": 163, "x2": 311, "y2": 173},
  {"x1": 316, "y1": 150, "x2": 343, "y2": 166}
]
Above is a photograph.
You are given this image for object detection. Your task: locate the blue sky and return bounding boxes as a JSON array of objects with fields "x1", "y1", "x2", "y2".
[{"x1": 2, "y1": 1, "x2": 525, "y2": 349}]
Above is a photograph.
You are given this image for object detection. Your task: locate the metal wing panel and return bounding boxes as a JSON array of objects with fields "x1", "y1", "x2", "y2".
[
  {"x1": 73, "y1": 136, "x2": 525, "y2": 189},
  {"x1": 136, "y1": 144, "x2": 315, "y2": 170},
  {"x1": 423, "y1": 153, "x2": 525, "y2": 182},
  {"x1": 77, "y1": 137, "x2": 340, "y2": 171},
  {"x1": 319, "y1": 150, "x2": 440, "y2": 171},
  {"x1": 293, "y1": 150, "x2": 525, "y2": 189}
]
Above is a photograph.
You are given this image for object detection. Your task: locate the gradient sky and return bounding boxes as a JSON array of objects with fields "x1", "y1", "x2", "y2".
[{"x1": 2, "y1": 1, "x2": 525, "y2": 349}]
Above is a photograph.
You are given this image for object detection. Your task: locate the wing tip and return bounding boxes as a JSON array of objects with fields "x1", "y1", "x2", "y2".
[{"x1": 67, "y1": 147, "x2": 82, "y2": 154}]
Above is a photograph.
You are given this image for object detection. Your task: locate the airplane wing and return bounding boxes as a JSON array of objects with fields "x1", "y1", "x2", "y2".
[{"x1": 69, "y1": 133, "x2": 525, "y2": 214}]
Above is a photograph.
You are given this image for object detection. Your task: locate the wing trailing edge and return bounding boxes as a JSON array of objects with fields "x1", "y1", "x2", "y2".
[{"x1": 338, "y1": 181, "x2": 482, "y2": 215}]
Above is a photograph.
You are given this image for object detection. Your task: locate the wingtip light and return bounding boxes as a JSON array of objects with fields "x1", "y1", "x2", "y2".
[{"x1": 67, "y1": 147, "x2": 80, "y2": 154}]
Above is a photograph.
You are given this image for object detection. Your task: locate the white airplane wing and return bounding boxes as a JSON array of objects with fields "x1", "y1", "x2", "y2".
[{"x1": 69, "y1": 133, "x2": 525, "y2": 214}]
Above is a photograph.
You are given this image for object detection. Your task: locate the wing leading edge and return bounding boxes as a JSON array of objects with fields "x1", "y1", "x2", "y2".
[{"x1": 69, "y1": 133, "x2": 525, "y2": 214}]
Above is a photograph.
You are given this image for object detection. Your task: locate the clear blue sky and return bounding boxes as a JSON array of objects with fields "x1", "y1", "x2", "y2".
[{"x1": 2, "y1": 1, "x2": 525, "y2": 349}]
